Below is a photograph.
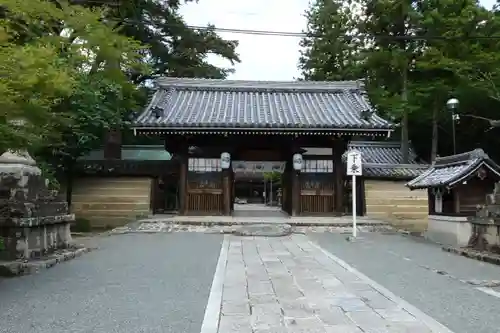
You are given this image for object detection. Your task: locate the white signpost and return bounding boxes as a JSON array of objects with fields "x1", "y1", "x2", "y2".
[{"x1": 346, "y1": 150, "x2": 362, "y2": 238}]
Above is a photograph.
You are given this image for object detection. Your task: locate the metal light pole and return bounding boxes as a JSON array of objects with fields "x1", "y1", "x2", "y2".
[{"x1": 446, "y1": 98, "x2": 459, "y2": 155}]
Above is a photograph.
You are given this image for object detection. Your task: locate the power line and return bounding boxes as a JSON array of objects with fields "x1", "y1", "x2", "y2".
[
  {"x1": 63, "y1": 1, "x2": 500, "y2": 40},
  {"x1": 186, "y1": 25, "x2": 306, "y2": 37},
  {"x1": 120, "y1": 20, "x2": 500, "y2": 40},
  {"x1": 186, "y1": 25, "x2": 500, "y2": 40}
]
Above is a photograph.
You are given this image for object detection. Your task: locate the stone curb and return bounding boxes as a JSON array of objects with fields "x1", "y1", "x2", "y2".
[
  {"x1": 135, "y1": 220, "x2": 389, "y2": 227},
  {"x1": 0, "y1": 247, "x2": 91, "y2": 277},
  {"x1": 200, "y1": 235, "x2": 229, "y2": 333},
  {"x1": 442, "y1": 246, "x2": 500, "y2": 266}
]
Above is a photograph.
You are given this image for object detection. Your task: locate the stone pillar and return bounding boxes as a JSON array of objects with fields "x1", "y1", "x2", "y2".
[{"x1": 333, "y1": 138, "x2": 347, "y2": 215}]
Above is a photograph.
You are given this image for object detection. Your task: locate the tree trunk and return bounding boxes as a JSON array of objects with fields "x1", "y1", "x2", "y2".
[
  {"x1": 65, "y1": 160, "x2": 74, "y2": 211},
  {"x1": 430, "y1": 100, "x2": 439, "y2": 162},
  {"x1": 400, "y1": 61, "x2": 409, "y2": 163}
]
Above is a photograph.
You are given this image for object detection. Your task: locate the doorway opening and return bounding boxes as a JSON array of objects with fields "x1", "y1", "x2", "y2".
[
  {"x1": 232, "y1": 160, "x2": 286, "y2": 217},
  {"x1": 151, "y1": 174, "x2": 179, "y2": 214}
]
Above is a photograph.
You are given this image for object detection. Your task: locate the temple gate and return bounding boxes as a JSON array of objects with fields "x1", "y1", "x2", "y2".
[{"x1": 132, "y1": 78, "x2": 394, "y2": 216}]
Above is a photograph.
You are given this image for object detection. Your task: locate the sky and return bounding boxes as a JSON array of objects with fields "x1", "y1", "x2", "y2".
[{"x1": 180, "y1": 0, "x2": 497, "y2": 81}]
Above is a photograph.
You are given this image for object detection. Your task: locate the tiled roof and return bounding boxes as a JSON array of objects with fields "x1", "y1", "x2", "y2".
[
  {"x1": 133, "y1": 78, "x2": 393, "y2": 134},
  {"x1": 406, "y1": 149, "x2": 500, "y2": 189},
  {"x1": 345, "y1": 141, "x2": 428, "y2": 179},
  {"x1": 347, "y1": 141, "x2": 420, "y2": 164},
  {"x1": 364, "y1": 163, "x2": 429, "y2": 179}
]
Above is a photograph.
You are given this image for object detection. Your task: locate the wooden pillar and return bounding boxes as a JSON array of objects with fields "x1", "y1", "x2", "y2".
[
  {"x1": 333, "y1": 138, "x2": 347, "y2": 215},
  {"x1": 222, "y1": 167, "x2": 231, "y2": 216},
  {"x1": 357, "y1": 176, "x2": 366, "y2": 216},
  {"x1": 230, "y1": 169, "x2": 235, "y2": 212},
  {"x1": 453, "y1": 189, "x2": 460, "y2": 214},
  {"x1": 427, "y1": 189, "x2": 435, "y2": 214},
  {"x1": 291, "y1": 168, "x2": 300, "y2": 216},
  {"x1": 289, "y1": 141, "x2": 301, "y2": 217},
  {"x1": 178, "y1": 143, "x2": 188, "y2": 215},
  {"x1": 283, "y1": 161, "x2": 291, "y2": 214}
]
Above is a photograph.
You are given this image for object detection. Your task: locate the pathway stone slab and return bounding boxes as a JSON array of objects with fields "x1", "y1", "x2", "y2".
[{"x1": 214, "y1": 234, "x2": 454, "y2": 333}]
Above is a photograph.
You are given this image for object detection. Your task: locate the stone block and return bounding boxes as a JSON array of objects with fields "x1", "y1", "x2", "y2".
[
  {"x1": 315, "y1": 306, "x2": 354, "y2": 326},
  {"x1": 248, "y1": 281, "x2": 274, "y2": 296},
  {"x1": 218, "y1": 314, "x2": 252, "y2": 333},
  {"x1": 284, "y1": 317, "x2": 326, "y2": 332},
  {"x1": 249, "y1": 293, "x2": 278, "y2": 306},
  {"x1": 221, "y1": 300, "x2": 250, "y2": 316},
  {"x1": 346, "y1": 310, "x2": 388, "y2": 328},
  {"x1": 325, "y1": 325, "x2": 363, "y2": 333},
  {"x1": 251, "y1": 306, "x2": 283, "y2": 331},
  {"x1": 375, "y1": 309, "x2": 417, "y2": 322},
  {"x1": 279, "y1": 298, "x2": 316, "y2": 318},
  {"x1": 0, "y1": 151, "x2": 74, "y2": 261}
]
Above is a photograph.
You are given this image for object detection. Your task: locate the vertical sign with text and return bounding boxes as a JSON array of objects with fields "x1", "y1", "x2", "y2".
[{"x1": 346, "y1": 150, "x2": 362, "y2": 238}]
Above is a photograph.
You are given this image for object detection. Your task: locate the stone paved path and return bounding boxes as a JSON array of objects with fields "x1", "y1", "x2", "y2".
[{"x1": 209, "y1": 235, "x2": 453, "y2": 333}]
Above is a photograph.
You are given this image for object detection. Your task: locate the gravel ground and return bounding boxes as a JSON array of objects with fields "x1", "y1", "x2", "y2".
[
  {"x1": 0, "y1": 233, "x2": 223, "y2": 333},
  {"x1": 311, "y1": 232, "x2": 500, "y2": 333}
]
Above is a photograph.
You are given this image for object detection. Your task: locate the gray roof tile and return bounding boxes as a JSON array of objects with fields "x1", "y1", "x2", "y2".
[
  {"x1": 406, "y1": 149, "x2": 500, "y2": 189},
  {"x1": 345, "y1": 141, "x2": 428, "y2": 179},
  {"x1": 347, "y1": 141, "x2": 420, "y2": 164},
  {"x1": 134, "y1": 78, "x2": 393, "y2": 131},
  {"x1": 363, "y1": 163, "x2": 429, "y2": 179}
]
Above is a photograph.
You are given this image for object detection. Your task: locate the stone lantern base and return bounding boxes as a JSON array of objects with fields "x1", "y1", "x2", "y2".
[{"x1": 0, "y1": 150, "x2": 75, "y2": 261}]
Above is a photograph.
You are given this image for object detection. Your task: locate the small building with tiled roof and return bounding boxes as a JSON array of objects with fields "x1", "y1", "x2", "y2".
[{"x1": 406, "y1": 149, "x2": 500, "y2": 246}]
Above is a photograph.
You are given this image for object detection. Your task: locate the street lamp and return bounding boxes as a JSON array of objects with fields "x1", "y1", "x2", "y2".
[{"x1": 446, "y1": 98, "x2": 460, "y2": 154}]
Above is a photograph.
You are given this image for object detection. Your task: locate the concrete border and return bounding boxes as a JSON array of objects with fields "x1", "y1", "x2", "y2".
[
  {"x1": 0, "y1": 247, "x2": 90, "y2": 277},
  {"x1": 308, "y1": 239, "x2": 455, "y2": 333},
  {"x1": 442, "y1": 246, "x2": 500, "y2": 266},
  {"x1": 200, "y1": 235, "x2": 229, "y2": 333}
]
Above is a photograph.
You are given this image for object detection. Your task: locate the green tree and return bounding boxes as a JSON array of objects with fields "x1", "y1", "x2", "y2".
[
  {"x1": 360, "y1": 0, "x2": 423, "y2": 162},
  {"x1": 1, "y1": 0, "x2": 148, "y2": 193},
  {"x1": 299, "y1": 0, "x2": 500, "y2": 161},
  {"x1": 299, "y1": 0, "x2": 364, "y2": 81},
  {"x1": 409, "y1": 0, "x2": 498, "y2": 158},
  {"x1": 263, "y1": 171, "x2": 282, "y2": 184},
  {"x1": 77, "y1": 0, "x2": 240, "y2": 82}
]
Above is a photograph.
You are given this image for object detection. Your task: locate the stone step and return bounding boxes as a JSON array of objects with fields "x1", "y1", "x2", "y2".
[{"x1": 137, "y1": 216, "x2": 390, "y2": 227}]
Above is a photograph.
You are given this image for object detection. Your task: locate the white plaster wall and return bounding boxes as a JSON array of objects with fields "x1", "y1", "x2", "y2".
[{"x1": 426, "y1": 215, "x2": 472, "y2": 247}]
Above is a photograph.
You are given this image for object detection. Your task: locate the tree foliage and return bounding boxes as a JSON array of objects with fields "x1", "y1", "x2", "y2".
[
  {"x1": 299, "y1": 0, "x2": 500, "y2": 160},
  {"x1": 299, "y1": 0, "x2": 364, "y2": 81},
  {"x1": 1, "y1": 0, "x2": 241, "y2": 178},
  {"x1": 76, "y1": 0, "x2": 241, "y2": 83},
  {"x1": 0, "y1": 0, "x2": 148, "y2": 194}
]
